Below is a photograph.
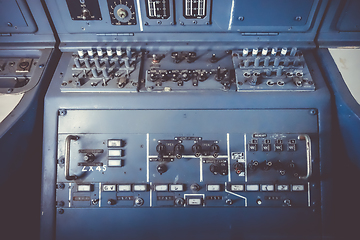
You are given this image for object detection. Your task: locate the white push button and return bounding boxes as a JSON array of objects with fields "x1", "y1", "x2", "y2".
[
  {"x1": 118, "y1": 185, "x2": 131, "y2": 191},
  {"x1": 231, "y1": 185, "x2": 244, "y2": 191},
  {"x1": 246, "y1": 185, "x2": 259, "y2": 191},
  {"x1": 207, "y1": 184, "x2": 221, "y2": 191},
  {"x1": 108, "y1": 139, "x2": 124, "y2": 147},
  {"x1": 108, "y1": 159, "x2": 123, "y2": 167},
  {"x1": 155, "y1": 185, "x2": 168, "y2": 191},
  {"x1": 133, "y1": 184, "x2": 147, "y2": 191},
  {"x1": 292, "y1": 185, "x2": 305, "y2": 191},
  {"x1": 77, "y1": 185, "x2": 91, "y2": 192},
  {"x1": 277, "y1": 185, "x2": 289, "y2": 191},
  {"x1": 103, "y1": 185, "x2": 116, "y2": 191},
  {"x1": 170, "y1": 184, "x2": 184, "y2": 192},
  {"x1": 261, "y1": 185, "x2": 274, "y2": 191},
  {"x1": 108, "y1": 149, "x2": 123, "y2": 157}
]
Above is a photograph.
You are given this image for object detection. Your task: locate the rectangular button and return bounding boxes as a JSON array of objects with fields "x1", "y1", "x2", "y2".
[
  {"x1": 170, "y1": 184, "x2": 184, "y2": 192},
  {"x1": 248, "y1": 144, "x2": 258, "y2": 151},
  {"x1": 118, "y1": 184, "x2": 131, "y2": 191},
  {"x1": 108, "y1": 159, "x2": 123, "y2": 167},
  {"x1": 231, "y1": 184, "x2": 244, "y2": 191},
  {"x1": 133, "y1": 184, "x2": 148, "y2": 191},
  {"x1": 207, "y1": 184, "x2": 221, "y2": 191},
  {"x1": 277, "y1": 185, "x2": 289, "y2": 191},
  {"x1": 292, "y1": 185, "x2": 305, "y2": 191},
  {"x1": 107, "y1": 139, "x2": 123, "y2": 147},
  {"x1": 246, "y1": 185, "x2": 259, "y2": 191},
  {"x1": 187, "y1": 197, "x2": 203, "y2": 206},
  {"x1": 108, "y1": 149, "x2": 123, "y2": 157},
  {"x1": 261, "y1": 185, "x2": 274, "y2": 191},
  {"x1": 103, "y1": 184, "x2": 116, "y2": 191},
  {"x1": 77, "y1": 185, "x2": 92, "y2": 192},
  {"x1": 155, "y1": 185, "x2": 168, "y2": 191}
]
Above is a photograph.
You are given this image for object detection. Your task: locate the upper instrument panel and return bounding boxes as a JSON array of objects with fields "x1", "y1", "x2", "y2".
[{"x1": 47, "y1": 0, "x2": 328, "y2": 46}]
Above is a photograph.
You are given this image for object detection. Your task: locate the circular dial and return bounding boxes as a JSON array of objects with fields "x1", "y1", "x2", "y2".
[{"x1": 107, "y1": 0, "x2": 137, "y2": 25}]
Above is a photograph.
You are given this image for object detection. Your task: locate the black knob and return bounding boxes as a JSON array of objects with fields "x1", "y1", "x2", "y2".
[
  {"x1": 210, "y1": 164, "x2": 220, "y2": 175},
  {"x1": 181, "y1": 71, "x2": 191, "y2": 81},
  {"x1": 233, "y1": 162, "x2": 245, "y2": 174},
  {"x1": 157, "y1": 164, "x2": 167, "y2": 174},
  {"x1": 134, "y1": 197, "x2": 144, "y2": 207},
  {"x1": 174, "y1": 143, "x2": 184, "y2": 159},
  {"x1": 190, "y1": 183, "x2": 200, "y2": 191},
  {"x1": 107, "y1": 199, "x2": 116, "y2": 205},
  {"x1": 84, "y1": 153, "x2": 95, "y2": 162},
  {"x1": 248, "y1": 160, "x2": 259, "y2": 171},
  {"x1": 174, "y1": 198, "x2": 185, "y2": 206},
  {"x1": 225, "y1": 199, "x2": 233, "y2": 205},
  {"x1": 197, "y1": 71, "x2": 208, "y2": 81}
]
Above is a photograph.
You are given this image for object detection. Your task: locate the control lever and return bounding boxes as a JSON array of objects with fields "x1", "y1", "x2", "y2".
[{"x1": 65, "y1": 135, "x2": 80, "y2": 180}]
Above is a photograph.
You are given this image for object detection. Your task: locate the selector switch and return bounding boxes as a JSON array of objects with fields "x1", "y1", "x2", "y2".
[{"x1": 84, "y1": 153, "x2": 95, "y2": 162}]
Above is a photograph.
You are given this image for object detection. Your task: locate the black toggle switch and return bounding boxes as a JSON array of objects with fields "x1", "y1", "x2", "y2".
[
  {"x1": 185, "y1": 52, "x2": 196, "y2": 63},
  {"x1": 192, "y1": 143, "x2": 202, "y2": 157},
  {"x1": 211, "y1": 144, "x2": 220, "y2": 158},
  {"x1": 174, "y1": 143, "x2": 184, "y2": 159},
  {"x1": 210, "y1": 54, "x2": 219, "y2": 63}
]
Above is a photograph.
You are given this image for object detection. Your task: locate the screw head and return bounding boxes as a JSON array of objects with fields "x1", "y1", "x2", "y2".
[
  {"x1": 295, "y1": 16, "x2": 302, "y2": 21},
  {"x1": 58, "y1": 109, "x2": 67, "y2": 116},
  {"x1": 310, "y1": 109, "x2": 317, "y2": 115},
  {"x1": 58, "y1": 209, "x2": 64, "y2": 214},
  {"x1": 7, "y1": 22, "x2": 13, "y2": 27},
  {"x1": 238, "y1": 16, "x2": 245, "y2": 21},
  {"x1": 39, "y1": 64, "x2": 44, "y2": 68}
]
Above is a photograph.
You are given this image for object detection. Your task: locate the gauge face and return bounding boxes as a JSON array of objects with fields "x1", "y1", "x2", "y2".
[
  {"x1": 107, "y1": 0, "x2": 137, "y2": 25},
  {"x1": 183, "y1": 0, "x2": 207, "y2": 19},
  {"x1": 145, "y1": 0, "x2": 170, "y2": 19},
  {"x1": 66, "y1": 0, "x2": 102, "y2": 20}
]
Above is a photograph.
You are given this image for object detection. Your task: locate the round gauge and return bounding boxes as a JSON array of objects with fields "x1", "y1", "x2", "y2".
[{"x1": 107, "y1": 0, "x2": 137, "y2": 25}]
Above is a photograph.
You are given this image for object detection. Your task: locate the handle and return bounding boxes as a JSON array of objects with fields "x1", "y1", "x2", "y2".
[
  {"x1": 298, "y1": 134, "x2": 312, "y2": 180},
  {"x1": 65, "y1": 135, "x2": 80, "y2": 180}
]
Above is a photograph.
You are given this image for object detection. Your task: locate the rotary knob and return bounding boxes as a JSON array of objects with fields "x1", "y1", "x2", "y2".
[
  {"x1": 157, "y1": 164, "x2": 167, "y2": 175},
  {"x1": 117, "y1": 8, "x2": 128, "y2": 19}
]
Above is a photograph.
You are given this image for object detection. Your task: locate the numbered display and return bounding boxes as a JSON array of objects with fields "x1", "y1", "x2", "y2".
[
  {"x1": 183, "y1": 0, "x2": 207, "y2": 19},
  {"x1": 145, "y1": 0, "x2": 171, "y2": 19},
  {"x1": 107, "y1": 0, "x2": 137, "y2": 25}
]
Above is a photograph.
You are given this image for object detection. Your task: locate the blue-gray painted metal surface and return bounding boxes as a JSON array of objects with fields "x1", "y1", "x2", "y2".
[
  {"x1": 39, "y1": 0, "x2": 360, "y2": 240},
  {"x1": 0, "y1": 0, "x2": 58, "y2": 238}
]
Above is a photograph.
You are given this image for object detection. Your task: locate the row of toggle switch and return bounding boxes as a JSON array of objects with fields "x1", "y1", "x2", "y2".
[
  {"x1": 77, "y1": 48, "x2": 133, "y2": 59},
  {"x1": 238, "y1": 47, "x2": 299, "y2": 57},
  {"x1": 239, "y1": 56, "x2": 303, "y2": 68}
]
